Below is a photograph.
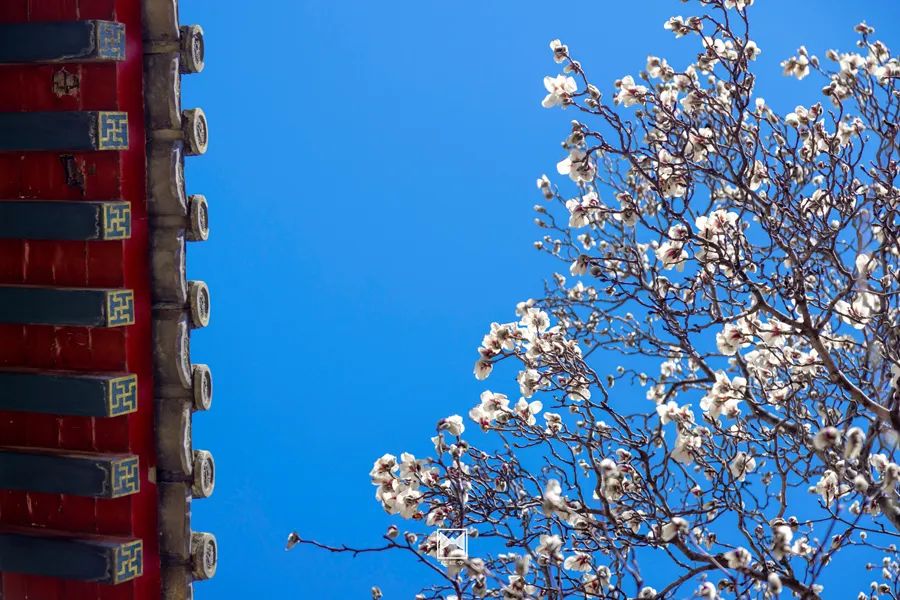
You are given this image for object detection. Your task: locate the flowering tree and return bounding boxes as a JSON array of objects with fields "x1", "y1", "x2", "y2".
[{"x1": 293, "y1": 1, "x2": 900, "y2": 597}]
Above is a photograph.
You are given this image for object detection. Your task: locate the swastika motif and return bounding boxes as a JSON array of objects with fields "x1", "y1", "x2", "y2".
[
  {"x1": 102, "y1": 202, "x2": 131, "y2": 240},
  {"x1": 114, "y1": 539, "x2": 143, "y2": 583},
  {"x1": 111, "y1": 456, "x2": 140, "y2": 497},
  {"x1": 105, "y1": 290, "x2": 135, "y2": 327},
  {"x1": 97, "y1": 112, "x2": 128, "y2": 150},
  {"x1": 108, "y1": 375, "x2": 138, "y2": 416},
  {"x1": 96, "y1": 21, "x2": 126, "y2": 61}
]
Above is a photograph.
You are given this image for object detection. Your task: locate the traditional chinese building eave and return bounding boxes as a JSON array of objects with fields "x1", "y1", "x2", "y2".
[
  {"x1": 143, "y1": 1, "x2": 216, "y2": 597},
  {"x1": 0, "y1": 1, "x2": 216, "y2": 598}
]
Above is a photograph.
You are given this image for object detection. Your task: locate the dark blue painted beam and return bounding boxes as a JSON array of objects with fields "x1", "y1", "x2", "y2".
[
  {"x1": 0, "y1": 21, "x2": 125, "y2": 64},
  {"x1": 0, "y1": 527, "x2": 142, "y2": 584},
  {"x1": 0, "y1": 286, "x2": 134, "y2": 327},
  {"x1": 0, "y1": 370, "x2": 137, "y2": 417},
  {"x1": 0, "y1": 111, "x2": 128, "y2": 152},
  {"x1": 0, "y1": 447, "x2": 140, "y2": 498},
  {"x1": 0, "y1": 200, "x2": 131, "y2": 240}
]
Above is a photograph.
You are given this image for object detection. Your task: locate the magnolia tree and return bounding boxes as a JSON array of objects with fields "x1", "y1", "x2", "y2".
[{"x1": 293, "y1": 1, "x2": 900, "y2": 597}]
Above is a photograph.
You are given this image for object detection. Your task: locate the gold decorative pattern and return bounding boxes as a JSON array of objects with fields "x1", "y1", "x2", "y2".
[
  {"x1": 96, "y1": 21, "x2": 126, "y2": 61},
  {"x1": 113, "y1": 539, "x2": 143, "y2": 583},
  {"x1": 102, "y1": 202, "x2": 131, "y2": 240},
  {"x1": 105, "y1": 290, "x2": 135, "y2": 327},
  {"x1": 97, "y1": 112, "x2": 129, "y2": 150},
  {"x1": 108, "y1": 375, "x2": 138, "y2": 416},
  {"x1": 110, "y1": 456, "x2": 140, "y2": 498}
]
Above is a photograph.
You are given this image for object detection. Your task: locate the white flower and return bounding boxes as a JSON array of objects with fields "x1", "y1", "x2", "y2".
[
  {"x1": 660, "y1": 517, "x2": 688, "y2": 542},
  {"x1": 814, "y1": 470, "x2": 843, "y2": 505},
  {"x1": 771, "y1": 525, "x2": 793, "y2": 560},
  {"x1": 672, "y1": 430, "x2": 703, "y2": 464},
  {"x1": 520, "y1": 308, "x2": 550, "y2": 334},
  {"x1": 729, "y1": 451, "x2": 757, "y2": 482},
  {"x1": 744, "y1": 40, "x2": 761, "y2": 60},
  {"x1": 535, "y1": 534, "x2": 563, "y2": 562},
  {"x1": 619, "y1": 509, "x2": 646, "y2": 533},
  {"x1": 698, "y1": 581, "x2": 718, "y2": 599},
  {"x1": 369, "y1": 454, "x2": 398, "y2": 484},
  {"x1": 563, "y1": 552, "x2": 593, "y2": 572},
  {"x1": 474, "y1": 357, "x2": 493, "y2": 380},
  {"x1": 399, "y1": 452, "x2": 429, "y2": 480},
  {"x1": 659, "y1": 401, "x2": 694, "y2": 427},
  {"x1": 440, "y1": 415, "x2": 465, "y2": 436},
  {"x1": 549, "y1": 39, "x2": 568, "y2": 64},
  {"x1": 542, "y1": 75, "x2": 577, "y2": 109},
  {"x1": 613, "y1": 192, "x2": 639, "y2": 226},
  {"x1": 758, "y1": 319, "x2": 791, "y2": 346},
  {"x1": 638, "y1": 587, "x2": 658, "y2": 599},
  {"x1": 813, "y1": 426, "x2": 841, "y2": 451},
  {"x1": 570, "y1": 254, "x2": 590, "y2": 276},
  {"x1": 542, "y1": 479, "x2": 565, "y2": 515},
  {"x1": 685, "y1": 127, "x2": 715, "y2": 162},
  {"x1": 565, "y1": 191, "x2": 601, "y2": 228},
  {"x1": 655, "y1": 241, "x2": 688, "y2": 271},
  {"x1": 395, "y1": 486, "x2": 422, "y2": 518},
  {"x1": 469, "y1": 390, "x2": 510, "y2": 429},
  {"x1": 855, "y1": 253, "x2": 875, "y2": 277},
  {"x1": 724, "y1": 0, "x2": 754, "y2": 9},
  {"x1": 836, "y1": 291, "x2": 881, "y2": 329},
  {"x1": 844, "y1": 427, "x2": 865, "y2": 460},
  {"x1": 544, "y1": 412, "x2": 563, "y2": 435},
  {"x1": 768, "y1": 573, "x2": 783, "y2": 594},
  {"x1": 646, "y1": 56, "x2": 671, "y2": 80},
  {"x1": 663, "y1": 16, "x2": 697, "y2": 38},
  {"x1": 716, "y1": 322, "x2": 749, "y2": 355},
  {"x1": 781, "y1": 52, "x2": 810, "y2": 79},
  {"x1": 536, "y1": 174, "x2": 553, "y2": 199},
  {"x1": 583, "y1": 571, "x2": 608, "y2": 595},
  {"x1": 694, "y1": 209, "x2": 739, "y2": 239},
  {"x1": 614, "y1": 75, "x2": 649, "y2": 107},
  {"x1": 515, "y1": 397, "x2": 543, "y2": 425},
  {"x1": 724, "y1": 547, "x2": 752, "y2": 569},
  {"x1": 700, "y1": 372, "x2": 746, "y2": 420},
  {"x1": 556, "y1": 149, "x2": 596, "y2": 183}
]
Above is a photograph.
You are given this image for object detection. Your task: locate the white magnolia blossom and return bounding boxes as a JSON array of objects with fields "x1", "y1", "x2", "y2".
[
  {"x1": 562, "y1": 552, "x2": 592, "y2": 572},
  {"x1": 699, "y1": 372, "x2": 746, "y2": 420},
  {"x1": 308, "y1": 8, "x2": 900, "y2": 600},
  {"x1": 729, "y1": 451, "x2": 757, "y2": 482},
  {"x1": 724, "y1": 547, "x2": 752, "y2": 569},
  {"x1": 549, "y1": 39, "x2": 568, "y2": 64},
  {"x1": 614, "y1": 75, "x2": 649, "y2": 107},
  {"x1": 782, "y1": 48, "x2": 812, "y2": 79},
  {"x1": 440, "y1": 415, "x2": 465, "y2": 437},
  {"x1": 535, "y1": 534, "x2": 563, "y2": 563},
  {"x1": 542, "y1": 74, "x2": 577, "y2": 109},
  {"x1": 556, "y1": 148, "x2": 596, "y2": 183}
]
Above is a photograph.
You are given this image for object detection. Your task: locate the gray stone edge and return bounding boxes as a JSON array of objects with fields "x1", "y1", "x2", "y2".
[{"x1": 143, "y1": 1, "x2": 215, "y2": 597}]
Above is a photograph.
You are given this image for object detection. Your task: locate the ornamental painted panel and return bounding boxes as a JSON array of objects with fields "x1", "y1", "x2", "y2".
[
  {"x1": 113, "y1": 539, "x2": 144, "y2": 583},
  {"x1": 98, "y1": 111, "x2": 129, "y2": 150},
  {"x1": 96, "y1": 21, "x2": 127, "y2": 61},
  {"x1": 108, "y1": 374, "x2": 139, "y2": 416},
  {"x1": 102, "y1": 202, "x2": 132, "y2": 240},
  {"x1": 106, "y1": 289, "x2": 136, "y2": 327},
  {"x1": 111, "y1": 455, "x2": 140, "y2": 498}
]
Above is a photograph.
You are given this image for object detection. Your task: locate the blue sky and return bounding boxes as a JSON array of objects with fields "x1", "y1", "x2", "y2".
[{"x1": 178, "y1": 1, "x2": 900, "y2": 597}]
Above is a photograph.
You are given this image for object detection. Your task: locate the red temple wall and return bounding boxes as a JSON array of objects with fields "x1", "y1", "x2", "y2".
[{"x1": 0, "y1": 1, "x2": 160, "y2": 598}]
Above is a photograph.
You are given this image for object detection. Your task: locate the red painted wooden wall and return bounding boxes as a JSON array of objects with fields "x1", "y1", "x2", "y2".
[{"x1": 0, "y1": 1, "x2": 160, "y2": 598}]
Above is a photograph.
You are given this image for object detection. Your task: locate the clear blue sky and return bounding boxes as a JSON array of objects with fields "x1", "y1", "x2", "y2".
[{"x1": 178, "y1": 1, "x2": 900, "y2": 597}]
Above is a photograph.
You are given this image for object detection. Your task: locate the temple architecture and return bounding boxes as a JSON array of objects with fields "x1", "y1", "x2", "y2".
[{"x1": 0, "y1": 1, "x2": 216, "y2": 598}]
